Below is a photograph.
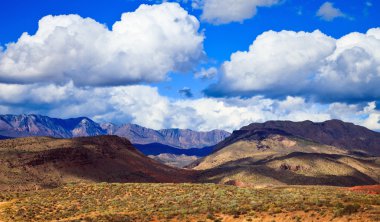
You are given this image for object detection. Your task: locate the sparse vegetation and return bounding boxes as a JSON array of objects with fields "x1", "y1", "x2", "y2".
[
  {"x1": 0, "y1": 183, "x2": 379, "y2": 221},
  {"x1": 0, "y1": 123, "x2": 379, "y2": 222}
]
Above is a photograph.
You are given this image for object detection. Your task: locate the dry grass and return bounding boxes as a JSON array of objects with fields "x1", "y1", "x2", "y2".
[{"x1": 0, "y1": 183, "x2": 379, "y2": 221}]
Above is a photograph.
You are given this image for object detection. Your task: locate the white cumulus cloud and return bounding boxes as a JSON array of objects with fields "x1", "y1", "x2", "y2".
[
  {"x1": 199, "y1": 0, "x2": 280, "y2": 25},
  {"x1": 0, "y1": 3, "x2": 204, "y2": 86},
  {"x1": 0, "y1": 83, "x2": 379, "y2": 132},
  {"x1": 206, "y1": 28, "x2": 380, "y2": 102}
]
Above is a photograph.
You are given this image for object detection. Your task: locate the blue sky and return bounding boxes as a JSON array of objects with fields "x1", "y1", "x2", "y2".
[
  {"x1": 2, "y1": 0, "x2": 378, "y2": 57},
  {"x1": 0, "y1": 0, "x2": 379, "y2": 131}
]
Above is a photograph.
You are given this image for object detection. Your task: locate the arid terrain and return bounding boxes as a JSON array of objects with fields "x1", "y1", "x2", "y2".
[
  {"x1": 1, "y1": 0, "x2": 379, "y2": 220},
  {"x1": 0, "y1": 120, "x2": 379, "y2": 221},
  {"x1": 0, "y1": 183, "x2": 379, "y2": 222}
]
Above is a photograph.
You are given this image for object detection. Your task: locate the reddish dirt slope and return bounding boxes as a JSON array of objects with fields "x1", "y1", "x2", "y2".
[{"x1": 347, "y1": 185, "x2": 380, "y2": 194}]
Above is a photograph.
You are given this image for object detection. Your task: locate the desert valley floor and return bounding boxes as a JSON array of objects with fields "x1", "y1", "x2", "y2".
[{"x1": 0, "y1": 183, "x2": 379, "y2": 222}]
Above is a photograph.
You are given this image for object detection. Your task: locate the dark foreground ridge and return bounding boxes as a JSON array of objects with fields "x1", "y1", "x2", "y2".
[{"x1": 0, "y1": 135, "x2": 194, "y2": 191}]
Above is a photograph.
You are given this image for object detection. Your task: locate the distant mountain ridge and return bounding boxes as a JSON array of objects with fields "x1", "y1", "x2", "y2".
[
  {"x1": 0, "y1": 114, "x2": 230, "y2": 149},
  {"x1": 0, "y1": 114, "x2": 105, "y2": 138},
  {"x1": 101, "y1": 123, "x2": 230, "y2": 149}
]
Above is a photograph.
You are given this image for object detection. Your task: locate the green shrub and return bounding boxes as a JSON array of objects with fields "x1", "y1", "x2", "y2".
[{"x1": 334, "y1": 203, "x2": 361, "y2": 217}]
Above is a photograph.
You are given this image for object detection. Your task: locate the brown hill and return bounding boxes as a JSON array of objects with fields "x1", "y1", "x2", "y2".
[
  {"x1": 0, "y1": 136, "x2": 194, "y2": 191},
  {"x1": 191, "y1": 124, "x2": 380, "y2": 187},
  {"x1": 238, "y1": 120, "x2": 380, "y2": 156}
]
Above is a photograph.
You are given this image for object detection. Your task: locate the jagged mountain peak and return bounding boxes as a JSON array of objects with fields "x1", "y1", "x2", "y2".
[
  {"x1": 71, "y1": 118, "x2": 105, "y2": 137},
  {"x1": 0, "y1": 114, "x2": 105, "y2": 138}
]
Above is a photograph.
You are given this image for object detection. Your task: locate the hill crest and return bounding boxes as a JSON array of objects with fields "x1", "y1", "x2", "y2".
[
  {"x1": 217, "y1": 119, "x2": 380, "y2": 156},
  {"x1": 0, "y1": 135, "x2": 194, "y2": 191}
]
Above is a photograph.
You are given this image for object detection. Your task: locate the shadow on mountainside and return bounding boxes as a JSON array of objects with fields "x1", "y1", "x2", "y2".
[{"x1": 196, "y1": 152, "x2": 378, "y2": 187}]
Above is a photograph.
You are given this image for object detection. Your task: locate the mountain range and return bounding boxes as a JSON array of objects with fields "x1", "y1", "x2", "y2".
[
  {"x1": 0, "y1": 114, "x2": 230, "y2": 167},
  {"x1": 0, "y1": 114, "x2": 230, "y2": 148},
  {"x1": 101, "y1": 122, "x2": 230, "y2": 149}
]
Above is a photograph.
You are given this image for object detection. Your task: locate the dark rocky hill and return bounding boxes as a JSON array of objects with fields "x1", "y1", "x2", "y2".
[
  {"x1": 0, "y1": 136, "x2": 194, "y2": 191},
  {"x1": 237, "y1": 120, "x2": 380, "y2": 156}
]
